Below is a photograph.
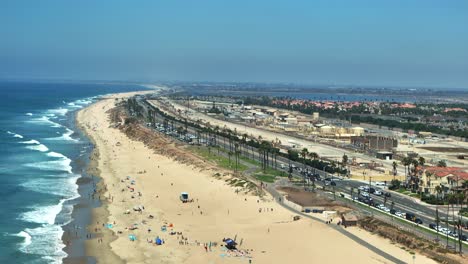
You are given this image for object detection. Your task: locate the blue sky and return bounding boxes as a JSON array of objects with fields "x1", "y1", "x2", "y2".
[{"x1": 1, "y1": 0, "x2": 467, "y2": 89}]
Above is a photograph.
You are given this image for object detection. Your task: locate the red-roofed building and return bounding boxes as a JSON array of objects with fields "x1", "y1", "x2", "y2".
[{"x1": 419, "y1": 166, "x2": 468, "y2": 195}]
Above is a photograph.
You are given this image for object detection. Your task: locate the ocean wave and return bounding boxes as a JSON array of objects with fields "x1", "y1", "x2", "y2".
[
  {"x1": 27, "y1": 116, "x2": 62, "y2": 128},
  {"x1": 20, "y1": 200, "x2": 65, "y2": 225},
  {"x1": 20, "y1": 139, "x2": 41, "y2": 144},
  {"x1": 24, "y1": 158, "x2": 72, "y2": 173},
  {"x1": 7, "y1": 131, "x2": 24, "y2": 138},
  {"x1": 20, "y1": 173, "x2": 79, "y2": 197},
  {"x1": 26, "y1": 113, "x2": 33, "y2": 116},
  {"x1": 16, "y1": 231, "x2": 32, "y2": 250},
  {"x1": 46, "y1": 128, "x2": 78, "y2": 142},
  {"x1": 19, "y1": 225, "x2": 67, "y2": 263},
  {"x1": 47, "y1": 108, "x2": 68, "y2": 116},
  {"x1": 47, "y1": 151, "x2": 67, "y2": 158},
  {"x1": 25, "y1": 144, "x2": 49, "y2": 152}
]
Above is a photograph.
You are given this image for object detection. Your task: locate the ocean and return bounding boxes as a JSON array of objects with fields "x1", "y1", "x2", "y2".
[{"x1": 0, "y1": 81, "x2": 146, "y2": 263}]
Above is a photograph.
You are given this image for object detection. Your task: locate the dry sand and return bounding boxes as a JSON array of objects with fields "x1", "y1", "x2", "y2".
[{"x1": 77, "y1": 92, "x2": 437, "y2": 264}]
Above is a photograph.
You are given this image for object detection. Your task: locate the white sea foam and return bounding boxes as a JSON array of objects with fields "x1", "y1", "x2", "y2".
[
  {"x1": 26, "y1": 113, "x2": 33, "y2": 116},
  {"x1": 28, "y1": 116, "x2": 62, "y2": 128},
  {"x1": 46, "y1": 128, "x2": 78, "y2": 142},
  {"x1": 20, "y1": 201, "x2": 64, "y2": 225},
  {"x1": 19, "y1": 225, "x2": 67, "y2": 263},
  {"x1": 16, "y1": 231, "x2": 32, "y2": 249},
  {"x1": 24, "y1": 158, "x2": 72, "y2": 173},
  {"x1": 47, "y1": 151, "x2": 67, "y2": 158},
  {"x1": 20, "y1": 139, "x2": 41, "y2": 144},
  {"x1": 47, "y1": 108, "x2": 68, "y2": 116},
  {"x1": 7, "y1": 131, "x2": 24, "y2": 138},
  {"x1": 25, "y1": 144, "x2": 49, "y2": 152},
  {"x1": 21, "y1": 175, "x2": 79, "y2": 198}
]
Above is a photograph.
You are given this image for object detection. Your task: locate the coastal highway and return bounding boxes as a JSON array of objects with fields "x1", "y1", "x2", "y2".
[{"x1": 136, "y1": 97, "x2": 465, "y2": 240}]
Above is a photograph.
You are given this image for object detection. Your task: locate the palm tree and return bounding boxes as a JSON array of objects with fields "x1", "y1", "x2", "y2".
[
  {"x1": 435, "y1": 185, "x2": 442, "y2": 200},
  {"x1": 341, "y1": 154, "x2": 348, "y2": 175},
  {"x1": 402, "y1": 157, "x2": 411, "y2": 184},
  {"x1": 309, "y1": 152, "x2": 319, "y2": 161},
  {"x1": 437, "y1": 160, "x2": 447, "y2": 167},
  {"x1": 418, "y1": 156, "x2": 426, "y2": 167},
  {"x1": 301, "y1": 148, "x2": 309, "y2": 170},
  {"x1": 391, "y1": 160, "x2": 397, "y2": 178}
]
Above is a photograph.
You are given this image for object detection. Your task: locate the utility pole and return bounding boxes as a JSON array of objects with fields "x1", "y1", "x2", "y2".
[
  {"x1": 368, "y1": 176, "x2": 372, "y2": 206},
  {"x1": 446, "y1": 201, "x2": 449, "y2": 249},
  {"x1": 435, "y1": 207, "x2": 439, "y2": 242}
]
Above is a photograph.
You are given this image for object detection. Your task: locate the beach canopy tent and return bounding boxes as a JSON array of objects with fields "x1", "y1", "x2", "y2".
[
  {"x1": 155, "y1": 237, "x2": 162, "y2": 245},
  {"x1": 129, "y1": 234, "x2": 136, "y2": 241},
  {"x1": 223, "y1": 238, "x2": 237, "y2": 250},
  {"x1": 133, "y1": 205, "x2": 144, "y2": 211},
  {"x1": 180, "y1": 192, "x2": 189, "y2": 202}
]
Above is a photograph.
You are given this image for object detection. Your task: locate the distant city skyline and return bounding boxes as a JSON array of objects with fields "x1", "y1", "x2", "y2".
[{"x1": 1, "y1": 0, "x2": 467, "y2": 89}]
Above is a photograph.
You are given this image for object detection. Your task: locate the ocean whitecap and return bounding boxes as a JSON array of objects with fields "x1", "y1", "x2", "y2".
[
  {"x1": 24, "y1": 158, "x2": 72, "y2": 173},
  {"x1": 20, "y1": 139, "x2": 41, "y2": 145},
  {"x1": 7, "y1": 131, "x2": 24, "y2": 138},
  {"x1": 26, "y1": 113, "x2": 33, "y2": 116},
  {"x1": 20, "y1": 225, "x2": 67, "y2": 263},
  {"x1": 27, "y1": 116, "x2": 62, "y2": 128},
  {"x1": 25, "y1": 144, "x2": 49, "y2": 152},
  {"x1": 46, "y1": 128, "x2": 78, "y2": 142}
]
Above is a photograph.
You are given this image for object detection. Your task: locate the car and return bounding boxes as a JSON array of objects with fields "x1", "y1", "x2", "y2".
[
  {"x1": 361, "y1": 192, "x2": 370, "y2": 198},
  {"x1": 374, "y1": 190, "x2": 383, "y2": 196},
  {"x1": 429, "y1": 223, "x2": 437, "y2": 229},
  {"x1": 369, "y1": 187, "x2": 376, "y2": 194},
  {"x1": 415, "y1": 218, "x2": 423, "y2": 224},
  {"x1": 395, "y1": 211, "x2": 404, "y2": 217},
  {"x1": 390, "y1": 209, "x2": 396, "y2": 214},
  {"x1": 358, "y1": 186, "x2": 368, "y2": 191},
  {"x1": 459, "y1": 234, "x2": 467, "y2": 241},
  {"x1": 384, "y1": 192, "x2": 392, "y2": 198},
  {"x1": 375, "y1": 181, "x2": 386, "y2": 186},
  {"x1": 383, "y1": 207, "x2": 391, "y2": 213}
]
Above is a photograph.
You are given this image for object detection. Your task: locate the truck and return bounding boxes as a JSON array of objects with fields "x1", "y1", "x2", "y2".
[{"x1": 405, "y1": 212, "x2": 416, "y2": 222}]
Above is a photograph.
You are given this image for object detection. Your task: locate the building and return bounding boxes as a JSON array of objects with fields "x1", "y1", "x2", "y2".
[
  {"x1": 419, "y1": 167, "x2": 468, "y2": 195},
  {"x1": 376, "y1": 151, "x2": 393, "y2": 160},
  {"x1": 351, "y1": 136, "x2": 398, "y2": 151},
  {"x1": 341, "y1": 213, "x2": 358, "y2": 226},
  {"x1": 312, "y1": 112, "x2": 319, "y2": 120}
]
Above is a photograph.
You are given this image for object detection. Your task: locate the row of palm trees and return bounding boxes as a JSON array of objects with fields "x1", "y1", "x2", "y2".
[{"x1": 401, "y1": 156, "x2": 426, "y2": 191}]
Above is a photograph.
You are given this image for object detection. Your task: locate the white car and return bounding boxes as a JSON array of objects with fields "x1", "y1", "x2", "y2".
[
  {"x1": 361, "y1": 192, "x2": 369, "y2": 198},
  {"x1": 395, "y1": 211, "x2": 405, "y2": 218},
  {"x1": 374, "y1": 190, "x2": 383, "y2": 196},
  {"x1": 383, "y1": 207, "x2": 391, "y2": 213}
]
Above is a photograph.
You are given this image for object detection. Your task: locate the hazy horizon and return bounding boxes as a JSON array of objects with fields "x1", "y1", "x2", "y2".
[{"x1": 1, "y1": 0, "x2": 467, "y2": 89}]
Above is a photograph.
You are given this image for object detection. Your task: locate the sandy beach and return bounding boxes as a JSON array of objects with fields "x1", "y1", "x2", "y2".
[{"x1": 76, "y1": 92, "x2": 438, "y2": 264}]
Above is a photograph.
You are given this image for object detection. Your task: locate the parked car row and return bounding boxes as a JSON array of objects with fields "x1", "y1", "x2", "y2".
[
  {"x1": 428, "y1": 224, "x2": 467, "y2": 241},
  {"x1": 357, "y1": 185, "x2": 391, "y2": 197}
]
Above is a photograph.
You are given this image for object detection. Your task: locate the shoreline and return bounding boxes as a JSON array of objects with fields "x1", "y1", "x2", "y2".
[{"x1": 63, "y1": 91, "x2": 149, "y2": 264}]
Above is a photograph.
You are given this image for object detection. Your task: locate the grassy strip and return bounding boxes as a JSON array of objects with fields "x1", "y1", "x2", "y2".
[
  {"x1": 253, "y1": 174, "x2": 276, "y2": 183},
  {"x1": 189, "y1": 146, "x2": 248, "y2": 171}
]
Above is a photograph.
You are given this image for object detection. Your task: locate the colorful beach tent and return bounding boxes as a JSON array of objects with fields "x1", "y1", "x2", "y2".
[
  {"x1": 155, "y1": 237, "x2": 162, "y2": 245},
  {"x1": 224, "y1": 238, "x2": 237, "y2": 250},
  {"x1": 128, "y1": 234, "x2": 136, "y2": 241}
]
